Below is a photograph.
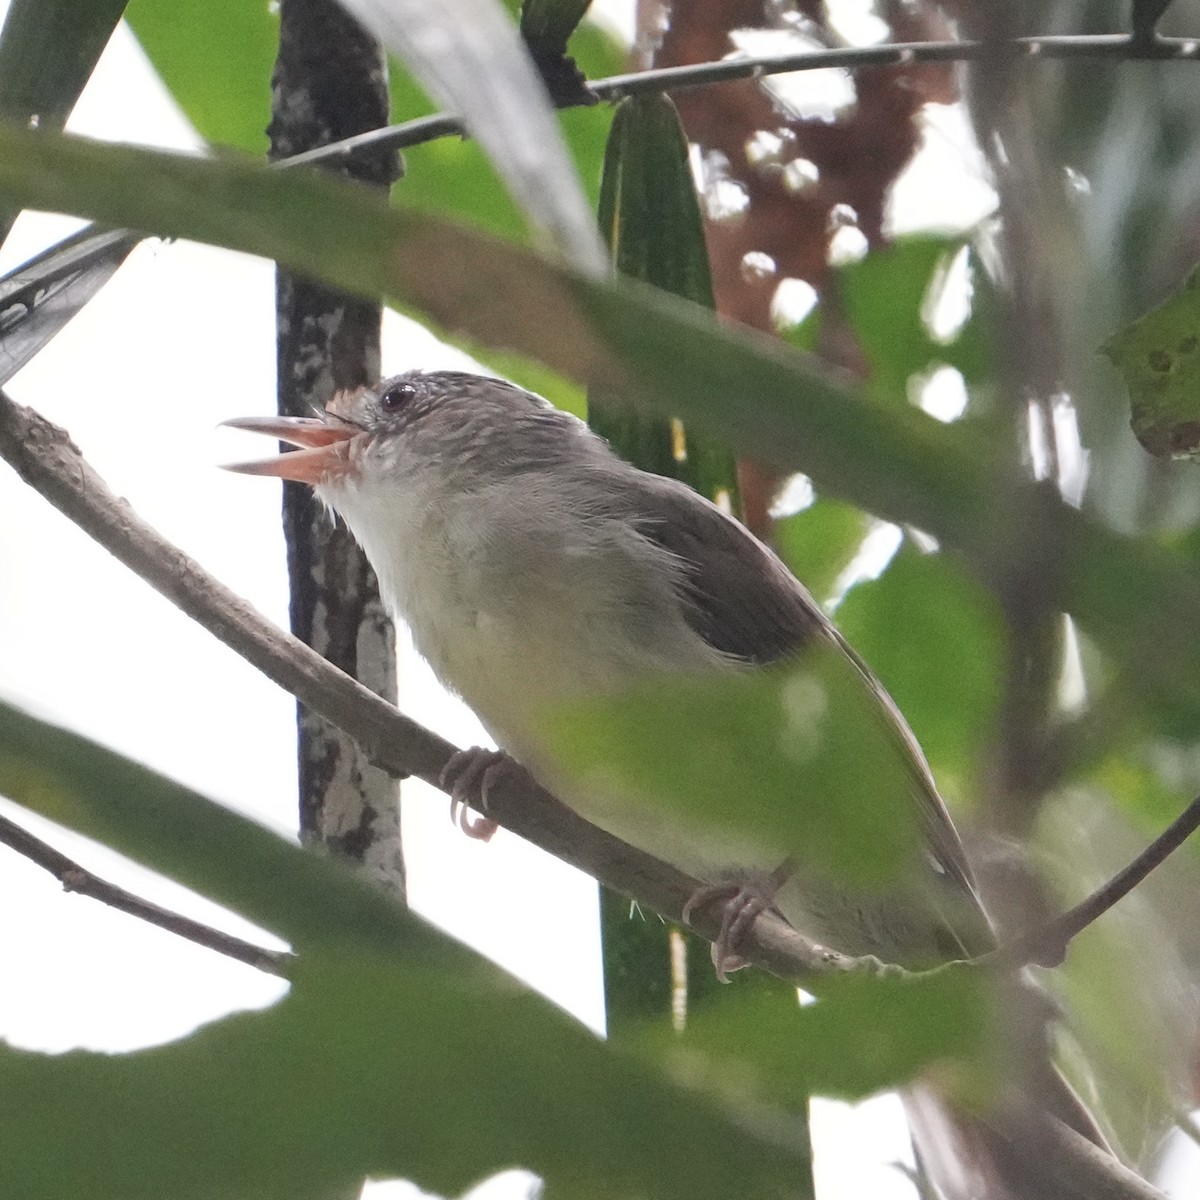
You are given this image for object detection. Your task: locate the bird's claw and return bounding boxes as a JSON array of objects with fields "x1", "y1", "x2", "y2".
[
  {"x1": 440, "y1": 747, "x2": 510, "y2": 842},
  {"x1": 684, "y1": 860, "x2": 794, "y2": 982},
  {"x1": 683, "y1": 882, "x2": 772, "y2": 982}
]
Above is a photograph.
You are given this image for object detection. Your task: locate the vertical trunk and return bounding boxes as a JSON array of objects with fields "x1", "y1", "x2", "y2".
[{"x1": 268, "y1": 0, "x2": 405, "y2": 895}]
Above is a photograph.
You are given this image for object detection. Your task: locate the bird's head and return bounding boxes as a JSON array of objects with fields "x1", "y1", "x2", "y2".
[
  {"x1": 222, "y1": 369, "x2": 603, "y2": 497},
  {"x1": 220, "y1": 373, "x2": 442, "y2": 488}
]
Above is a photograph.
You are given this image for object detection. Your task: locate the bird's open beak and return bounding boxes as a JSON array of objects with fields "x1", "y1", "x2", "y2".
[{"x1": 220, "y1": 415, "x2": 359, "y2": 484}]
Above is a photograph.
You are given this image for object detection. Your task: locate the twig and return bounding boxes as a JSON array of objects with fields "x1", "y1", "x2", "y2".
[
  {"x1": 0, "y1": 809, "x2": 289, "y2": 976},
  {"x1": 990, "y1": 791, "x2": 1200, "y2": 969},
  {"x1": 1047, "y1": 1118, "x2": 1169, "y2": 1200},
  {"x1": 5, "y1": 388, "x2": 1199, "y2": 989},
  {"x1": 6, "y1": 387, "x2": 1200, "y2": 991},
  {"x1": 288, "y1": 34, "x2": 1200, "y2": 168},
  {"x1": 0, "y1": 387, "x2": 879, "y2": 989}
]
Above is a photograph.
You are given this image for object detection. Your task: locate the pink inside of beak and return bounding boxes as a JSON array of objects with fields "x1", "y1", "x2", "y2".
[{"x1": 220, "y1": 416, "x2": 359, "y2": 484}]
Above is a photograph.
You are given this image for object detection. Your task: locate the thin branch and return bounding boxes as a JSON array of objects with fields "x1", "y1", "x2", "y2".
[
  {"x1": 289, "y1": 34, "x2": 1200, "y2": 168},
  {"x1": 1047, "y1": 1117, "x2": 1169, "y2": 1200},
  {"x1": 0, "y1": 809, "x2": 289, "y2": 976},
  {"x1": 6, "y1": 388, "x2": 1200, "y2": 993},
  {"x1": 5, "y1": 387, "x2": 1200, "y2": 993},
  {"x1": 991, "y1": 791, "x2": 1200, "y2": 970},
  {"x1": 280, "y1": 113, "x2": 462, "y2": 169},
  {"x1": 0, "y1": 387, "x2": 877, "y2": 989}
]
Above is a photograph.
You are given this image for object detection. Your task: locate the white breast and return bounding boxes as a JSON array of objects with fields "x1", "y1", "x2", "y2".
[{"x1": 320, "y1": 465, "x2": 729, "y2": 858}]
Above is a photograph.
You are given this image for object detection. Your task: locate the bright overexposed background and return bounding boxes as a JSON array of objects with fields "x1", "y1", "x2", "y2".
[{"x1": 1, "y1": 4, "x2": 1197, "y2": 1198}]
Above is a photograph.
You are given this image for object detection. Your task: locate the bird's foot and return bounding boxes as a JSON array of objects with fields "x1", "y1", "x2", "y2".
[
  {"x1": 440, "y1": 746, "x2": 511, "y2": 842},
  {"x1": 682, "y1": 882, "x2": 770, "y2": 982},
  {"x1": 683, "y1": 860, "x2": 795, "y2": 982}
]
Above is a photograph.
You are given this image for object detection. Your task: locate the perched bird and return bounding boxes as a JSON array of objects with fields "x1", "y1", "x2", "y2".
[{"x1": 225, "y1": 369, "x2": 1109, "y2": 1197}]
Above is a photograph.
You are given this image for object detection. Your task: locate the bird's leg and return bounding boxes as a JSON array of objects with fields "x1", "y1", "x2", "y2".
[
  {"x1": 439, "y1": 747, "x2": 514, "y2": 842},
  {"x1": 683, "y1": 857, "x2": 796, "y2": 982}
]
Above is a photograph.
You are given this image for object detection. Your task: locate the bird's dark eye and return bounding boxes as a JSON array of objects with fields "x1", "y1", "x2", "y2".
[{"x1": 379, "y1": 381, "x2": 417, "y2": 413}]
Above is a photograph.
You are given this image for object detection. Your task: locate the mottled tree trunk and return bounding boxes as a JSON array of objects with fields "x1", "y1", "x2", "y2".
[{"x1": 268, "y1": 0, "x2": 405, "y2": 894}]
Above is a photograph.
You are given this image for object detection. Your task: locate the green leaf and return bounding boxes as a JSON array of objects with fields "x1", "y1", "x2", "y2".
[
  {"x1": 598, "y1": 95, "x2": 714, "y2": 304},
  {"x1": 592, "y1": 92, "x2": 739, "y2": 507},
  {"x1": 835, "y1": 545, "x2": 1006, "y2": 791},
  {"x1": 0, "y1": 699, "x2": 808, "y2": 1200},
  {"x1": 0, "y1": 0, "x2": 126, "y2": 131},
  {"x1": 0, "y1": 122, "x2": 987, "y2": 539},
  {"x1": 391, "y1": 23, "x2": 620, "y2": 245},
  {"x1": 126, "y1": 0, "x2": 277, "y2": 154},
  {"x1": 774, "y1": 498, "x2": 871, "y2": 607},
  {"x1": 340, "y1": 0, "x2": 606, "y2": 274},
  {"x1": 0, "y1": 951, "x2": 807, "y2": 1200},
  {"x1": 130, "y1": 0, "x2": 618, "y2": 261},
  {"x1": 0, "y1": 0, "x2": 127, "y2": 243},
  {"x1": 540, "y1": 639, "x2": 925, "y2": 888},
  {"x1": 395, "y1": 103, "x2": 615, "y2": 247},
  {"x1": 3, "y1": 124, "x2": 1200, "y2": 733},
  {"x1": 1102, "y1": 263, "x2": 1200, "y2": 458},
  {"x1": 640, "y1": 965, "x2": 991, "y2": 1106},
  {"x1": 0, "y1": 699, "x2": 419, "y2": 955}
]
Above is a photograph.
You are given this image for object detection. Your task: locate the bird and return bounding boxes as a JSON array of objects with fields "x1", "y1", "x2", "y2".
[{"x1": 224, "y1": 368, "x2": 1110, "y2": 1197}]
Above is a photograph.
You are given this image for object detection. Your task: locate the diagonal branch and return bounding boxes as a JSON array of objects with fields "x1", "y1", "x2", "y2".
[
  {"x1": 0, "y1": 387, "x2": 864, "y2": 988},
  {"x1": 993, "y1": 790, "x2": 1200, "y2": 969},
  {"x1": 5, "y1": 386, "x2": 1200, "y2": 994},
  {"x1": 0, "y1": 384, "x2": 1175, "y2": 1200},
  {"x1": 4, "y1": 389, "x2": 1200, "y2": 995},
  {"x1": 0, "y1": 808, "x2": 289, "y2": 975}
]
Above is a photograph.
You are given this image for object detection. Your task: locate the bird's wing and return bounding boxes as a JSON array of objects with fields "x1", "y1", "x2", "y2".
[
  {"x1": 622, "y1": 471, "x2": 990, "y2": 948},
  {"x1": 621, "y1": 471, "x2": 825, "y2": 665},
  {"x1": 827, "y1": 621, "x2": 993, "y2": 954}
]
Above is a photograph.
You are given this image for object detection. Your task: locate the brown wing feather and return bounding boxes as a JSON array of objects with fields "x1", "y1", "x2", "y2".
[
  {"x1": 623, "y1": 473, "x2": 824, "y2": 665},
  {"x1": 622, "y1": 472, "x2": 991, "y2": 952}
]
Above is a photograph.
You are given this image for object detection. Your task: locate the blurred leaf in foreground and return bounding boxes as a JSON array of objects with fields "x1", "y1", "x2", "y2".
[
  {"x1": 339, "y1": 0, "x2": 606, "y2": 274},
  {"x1": 0, "y1": 699, "x2": 807, "y2": 1200},
  {"x1": 637, "y1": 964, "x2": 990, "y2": 1109},
  {"x1": 541, "y1": 637, "x2": 926, "y2": 889},
  {"x1": 391, "y1": 19, "x2": 621, "y2": 248},
  {"x1": 1103, "y1": 264, "x2": 1200, "y2": 458},
  {"x1": 0, "y1": 0, "x2": 125, "y2": 132},
  {"x1": 836, "y1": 544, "x2": 1006, "y2": 795},
  {"x1": 0, "y1": 0, "x2": 127, "y2": 244},
  {"x1": 4, "y1": 121, "x2": 1200, "y2": 729}
]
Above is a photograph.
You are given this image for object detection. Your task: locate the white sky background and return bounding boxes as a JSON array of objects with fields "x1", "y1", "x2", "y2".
[{"x1": 0, "y1": 3, "x2": 1196, "y2": 1199}]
